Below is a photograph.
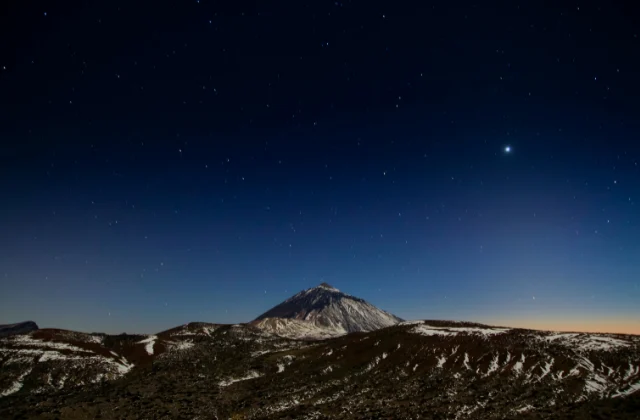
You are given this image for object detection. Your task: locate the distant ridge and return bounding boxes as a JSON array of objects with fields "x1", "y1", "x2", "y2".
[{"x1": 0, "y1": 321, "x2": 39, "y2": 338}]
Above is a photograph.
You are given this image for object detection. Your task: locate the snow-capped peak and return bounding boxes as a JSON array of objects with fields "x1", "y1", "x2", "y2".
[
  {"x1": 316, "y1": 282, "x2": 340, "y2": 292},
  {"x1": 254, "y1": 283, "x2": 403, "y2": 339}
]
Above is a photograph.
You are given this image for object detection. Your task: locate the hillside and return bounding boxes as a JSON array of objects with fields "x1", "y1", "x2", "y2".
[{"x1": 1, "y1": 320, "x2": 639, "y2": 419}]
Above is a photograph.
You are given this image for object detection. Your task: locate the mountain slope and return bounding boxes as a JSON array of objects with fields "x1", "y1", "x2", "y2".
[
  {"x1": 1, "y1": 320, "x2": 638, "y2": 419},
  {"x1": 252, "y1": 317, "x2": 347, "y2": 340},
  {"x1": 253, "y1": 283, "x2": 403, "y2": 338}
]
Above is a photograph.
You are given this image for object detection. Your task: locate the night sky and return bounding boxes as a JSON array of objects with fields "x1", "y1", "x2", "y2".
[{"x1": 1, "y1": 1, "x2": 639, "y2": 335}]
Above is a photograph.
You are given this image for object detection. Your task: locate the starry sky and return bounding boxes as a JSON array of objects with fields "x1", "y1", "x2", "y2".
[{"x1": 1, "y1": 1, "x2": 639, "y2": 335}]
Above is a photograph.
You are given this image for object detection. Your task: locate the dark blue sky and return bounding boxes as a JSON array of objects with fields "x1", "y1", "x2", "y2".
[{"x1": 1, "y1": 0, "x2": 639, "y2": 334}]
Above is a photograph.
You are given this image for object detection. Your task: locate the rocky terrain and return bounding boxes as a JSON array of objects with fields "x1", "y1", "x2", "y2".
[{"x1": 1, "y1": 285, "x2": 639, "y2": 419}]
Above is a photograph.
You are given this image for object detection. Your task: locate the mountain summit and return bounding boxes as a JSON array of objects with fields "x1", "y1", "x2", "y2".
[
  {"x1": 317, "y1": 282, "x2": 339, "y2": 292},
  {"x1": 253, "y1": 283, "x2": 403, "y2": 339}
]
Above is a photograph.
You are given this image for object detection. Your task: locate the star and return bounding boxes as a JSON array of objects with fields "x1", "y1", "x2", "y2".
[{"x1": 504, "y1": 145, "x2": 512, "y2": 153}]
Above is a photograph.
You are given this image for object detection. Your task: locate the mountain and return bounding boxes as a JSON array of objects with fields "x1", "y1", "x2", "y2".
[
  {"x1": 0, "y1": 321, "x2": 38, "y2": 338},
  {"x1": 253, "y1": 283, "x2": 403, "y2": 339},
  {"x1": 1, "y1": 320, "x2": 639, "y2": 418}
]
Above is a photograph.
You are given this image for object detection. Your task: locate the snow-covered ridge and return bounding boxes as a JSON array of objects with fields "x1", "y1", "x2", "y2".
[
  {"x1": 535, "y1": 332, "x2": 631, "y2": 352},
  {"x1": 11, "y1": 335, "x2": 96, "y2": 352},
  {"x1": 398, "y1": 320, "x2": 425, "y2": 326},
  {"x1": 405, "y1": 322, "x2": 635, "y2": 352},
  {"x1": 0, "y1": 333, "x2": 134, "y2": 397},
  {"x1": 411, "y1": 324, "x2": 510, "y2": 337}
]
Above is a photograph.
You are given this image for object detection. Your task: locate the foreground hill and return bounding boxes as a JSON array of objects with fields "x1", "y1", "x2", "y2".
[{"x1": 1, "y1": 320, "x2": 639, "y2": 419}]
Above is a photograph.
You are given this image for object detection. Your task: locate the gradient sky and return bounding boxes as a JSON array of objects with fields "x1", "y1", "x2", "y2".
[{"x1": 1, "y1": 1, "x2": 639, "y2": 335}]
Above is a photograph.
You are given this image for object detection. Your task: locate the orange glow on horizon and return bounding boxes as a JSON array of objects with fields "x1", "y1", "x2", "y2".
[{"x1": 484, "y1": 318, "x2": 640, "y2": 335}]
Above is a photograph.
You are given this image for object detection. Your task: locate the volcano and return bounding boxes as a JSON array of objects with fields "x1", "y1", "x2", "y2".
[{"x1": 253, "y1": 283, "x2": 403, "y2": 339}]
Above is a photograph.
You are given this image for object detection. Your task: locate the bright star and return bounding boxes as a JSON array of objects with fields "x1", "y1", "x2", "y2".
[{"x1": 504, "y1": 145, "x2": 511, "y2": 153}]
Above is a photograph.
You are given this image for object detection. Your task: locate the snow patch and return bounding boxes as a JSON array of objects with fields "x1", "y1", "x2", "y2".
[
  {"x1": 219, "y1": 370, "x2": 262, "y2": 387},
  {"x1": 38, "y1": 351, "x2": 85, "y2": 362},
  {"x1": 456, "y1": 401, "x2": 487, "y2": 419},
  {"x1": 114, "y1": 358, "x2": 134, "y2": 375},
  {"x1": 584, "y1": 376, "x2": 608, "y2": 395},
  {"x1": 515, "y1": 404, "x2": 534, "y2": 413},
  {"x1": 578, "y1": 356, "x2": 595, "y2": 372},
  {"x1": 503, "y1": 351, "x2": 512, "y2": 369},
  {"x1": 513, "y1": 354, "x2": 525, "y2": 374},
  {"x1": 569, "y1": 365, "x2": 581, "y2": 377},
  {"x1": 612, "y1": 380, "x2": 640, "y2": 398},
  {"x1": 624, "y1": 362, "x2": 638, "y2": 380},
  {"x1": 463, "y1": 353, "x2": 471, "y2": 370},
  {"x1": 88, "y1": 335, "x2": 103, "y2": 344},
  {"x1": 202, "y1": 326, "x2": 216, "y2": 336},
  {"x1": 266, "y1": 397, "x2": 302, "y2": 414},
  {"x1": 361, "y1": 356, "x2": 381, "y2": 373},
  {"x1": 137, "y1": 335, "x2": 157, "y2": 355},
  {"x1": 167, "y1": 340, "x2": 194, "y2": 351},
  {"x1": 57, "y1": 373, "x2": 68, "y2": 389},
  {"x1": 0, "y1": 367, "x2": 32, "y2": 397},
  {"x1": 485, "y1": 353, "x2": 499, "y2": 376},
  {"x1": 601, "y1": 363, "x2": 614, "y2": 377},
  {"x1": 539, "y1": 358, "x2": 554, "y2": 380}
]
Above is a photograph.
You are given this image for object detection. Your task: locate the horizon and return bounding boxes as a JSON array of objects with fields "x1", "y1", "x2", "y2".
[
  {"x1": 6, "y1": 318, "x2": 639, "y2": 337},
  {"x1": 4, "y1": 281, "x2": 638, "y2": 336}
]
